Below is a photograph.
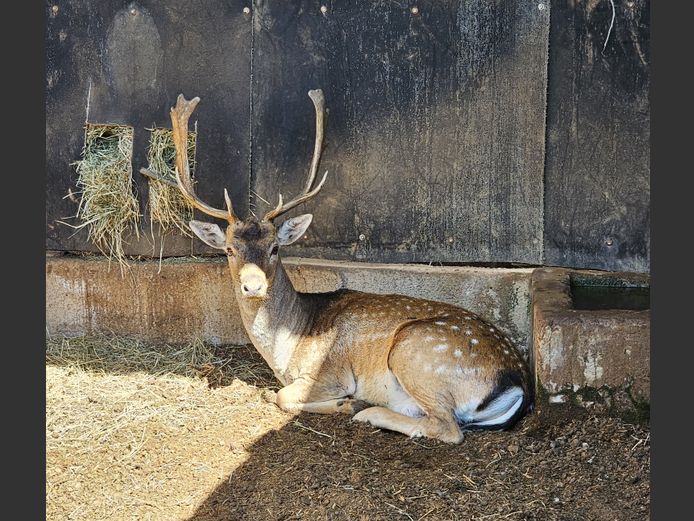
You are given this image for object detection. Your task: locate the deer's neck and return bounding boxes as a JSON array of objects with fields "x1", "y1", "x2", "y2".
[{"x1": 233, "y1": 260, "x2": 312, "y2": 384}]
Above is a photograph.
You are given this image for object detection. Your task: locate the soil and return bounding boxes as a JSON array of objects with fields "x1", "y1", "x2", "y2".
[{"x1": 46, "y1": 340, "x2": 650, "y2": 521}]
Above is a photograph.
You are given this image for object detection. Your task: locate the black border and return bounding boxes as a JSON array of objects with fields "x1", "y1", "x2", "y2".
[
  {"x1": 650, "y1": 0, "x2": 690, "y2": 517},
  {"x1": 12, "y1": 1, "x2": 47, "y2": 519}
]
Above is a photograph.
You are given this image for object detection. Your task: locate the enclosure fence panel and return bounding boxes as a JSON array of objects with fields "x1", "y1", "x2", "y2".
[{"x1": 251, "y1": 0, "x2": 549, "y2": 265}]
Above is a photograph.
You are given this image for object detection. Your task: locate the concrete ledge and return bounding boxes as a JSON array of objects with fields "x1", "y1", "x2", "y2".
[{"x1": 46, "y1": 256, "x2": 534, "y2": 356}]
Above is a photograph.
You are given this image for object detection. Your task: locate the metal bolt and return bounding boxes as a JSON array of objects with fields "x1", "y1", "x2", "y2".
[
  {"x1": 358, "y1": 233, "x2": 366, "y2": 241},
  {"x1": 243, "y1": 6, "x2": 250, "y2": 15},
  {"x1": 605, "y1": 238, "x2": 614, "y2": 247},
  {"x1": 320, "y1": 5, "x2": 328, "y2": 14},
  {"x1": 537, "y1": 3, "x2": 546, "y2": 11},
  {"x1": 130, "y1": 8, "x2": 137, "y2": 15},
  {"x1": 410, "y1": 6, "x2": 419, "y2": 15},
  {"x1": 447, "y1": 237, "x2": 454, "y2": 244},
  {"x1": 51, "y1": 5, "x2": 59, "y2": 14}
]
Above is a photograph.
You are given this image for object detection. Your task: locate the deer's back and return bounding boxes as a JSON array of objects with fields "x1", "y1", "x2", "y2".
[{"x1": 291, "y1": 290, "x2": 530, "y2": 390}]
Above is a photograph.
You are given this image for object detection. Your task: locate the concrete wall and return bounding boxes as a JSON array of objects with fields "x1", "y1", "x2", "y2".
[{"x1": 46, "y1": 255, "x2": 533, "y2": 358}]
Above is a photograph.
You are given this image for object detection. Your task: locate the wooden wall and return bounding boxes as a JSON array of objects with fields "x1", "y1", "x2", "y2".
[{"x1": 46, "y1": 0, "x2": 650, "y2": 272}]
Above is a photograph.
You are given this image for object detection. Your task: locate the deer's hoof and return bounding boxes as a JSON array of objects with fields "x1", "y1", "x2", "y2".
[{"x1": 261, "y1": 389, "x2": 278, "y2": 404}]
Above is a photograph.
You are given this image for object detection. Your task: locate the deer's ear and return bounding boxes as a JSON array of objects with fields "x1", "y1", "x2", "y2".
[
  {"x1": 277, "y1": 214, "x2": 313, "y2": 246},
  {"x1": 189, "y1": 220, "x2": 227, "y2": 250}
]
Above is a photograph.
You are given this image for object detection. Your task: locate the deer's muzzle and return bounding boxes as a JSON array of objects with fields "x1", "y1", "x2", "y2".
[{"x1": 239, "y1": 263, "x2": 268, "y2": 298}]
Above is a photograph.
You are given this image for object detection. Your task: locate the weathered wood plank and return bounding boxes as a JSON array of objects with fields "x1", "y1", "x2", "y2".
[
  {"x1": 251, "y1": 0, "x2": 550, "y2": 264},
  {"x1": 46, "y1": 0, "x2": 251, "y2": 256},
  {"x1": 543, "y1": 0, "x2": 650, "y2": 272}
]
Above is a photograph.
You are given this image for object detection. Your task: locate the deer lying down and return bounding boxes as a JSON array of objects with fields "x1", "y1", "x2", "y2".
[{"x1": 141, "y1": 91, "x2": 533, "y2": 444}]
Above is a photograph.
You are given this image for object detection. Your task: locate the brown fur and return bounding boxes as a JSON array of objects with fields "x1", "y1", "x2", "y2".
[{"x1": 208, "y1": 219, "x2": 532, "y2": 443}]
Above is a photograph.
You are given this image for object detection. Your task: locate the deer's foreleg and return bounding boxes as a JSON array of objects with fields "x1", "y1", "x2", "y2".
[
  {"x1": 353, "y1": 407, "x2": 464, "y2": 444},
  {"x1": 272, "y1": 379, "x2": 368, "y2": 415}
]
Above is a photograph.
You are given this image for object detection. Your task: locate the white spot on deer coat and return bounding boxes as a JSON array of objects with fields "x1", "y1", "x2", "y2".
[{"x1": 433, "y1": 344, "x2": 448, "y2": 353}]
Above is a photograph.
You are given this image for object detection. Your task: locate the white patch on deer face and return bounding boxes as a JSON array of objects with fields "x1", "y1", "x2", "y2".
[
  {"x1": 453, "y1": 349, "x2": 463, "y2": 358},
  {"x1": 433, "y1": 344, "x2": 448, "y2": 353},
  {"x1": 470, "y1": 338, "x2": 479, "y2": 346},
  {"x1": 239, "y1": 263, "x2": 269, "y2": 298}
]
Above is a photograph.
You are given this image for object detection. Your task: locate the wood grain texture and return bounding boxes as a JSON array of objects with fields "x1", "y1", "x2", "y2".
[
  {"x1": 543, "y1": 0, "x2": 650, "y2": 272},
  {"x1": 250, "y1": 0, "x2": 550, "y2": 264}
]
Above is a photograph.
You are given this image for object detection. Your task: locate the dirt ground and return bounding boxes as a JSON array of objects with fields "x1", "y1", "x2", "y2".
[{"x1": 46, "y1": 337, "x2": 650, "y2": 521}]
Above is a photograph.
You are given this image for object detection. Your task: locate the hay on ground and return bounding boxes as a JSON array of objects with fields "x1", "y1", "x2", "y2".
[{"x1": 71, "y1": 124, "x2": 140, "y2": 271}]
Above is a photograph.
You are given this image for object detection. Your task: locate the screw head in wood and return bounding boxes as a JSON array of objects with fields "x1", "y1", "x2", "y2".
[
  {"x1": 320, "y1": 5, "x2": 328, "y2": 14},
  {"x1": 537, "y1": 3, "x2": 546, "y2": 10},
  {"x1": 243, "y1": 6, "x2": 251, "y2": 15},
  {"x1": 359, "y1": 233, "x2": 366, "y2": 241},
  {"x1": 410, "y1": 6, "x2": 419, "y2": 16}
]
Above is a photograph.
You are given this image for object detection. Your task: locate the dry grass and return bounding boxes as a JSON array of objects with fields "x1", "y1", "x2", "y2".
[
  {"x1": 145, "y1": 128, "x2": 196, "y2": 238},
  {"x1": 45, "y1": 335, "x2": 275, "y2": 389},
  {"x1": 71, "y1": 125, "x2": 141, "y2": 271},
  {"x1": 46, "y1": 335, "x2": 281, "y2": 521}
]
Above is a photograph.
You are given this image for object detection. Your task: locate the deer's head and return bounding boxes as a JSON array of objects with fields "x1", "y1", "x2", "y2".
[
  {"x1": 190, "y1": 215, "x2": 313, "y2": 298},
  {"x1": 144, "y1": 91, "x2": 327, "y2": 299}
]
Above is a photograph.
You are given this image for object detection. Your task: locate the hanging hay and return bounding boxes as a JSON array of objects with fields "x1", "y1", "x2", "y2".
[
  {"x1": 145, "y1": 127, "x2": 196, "y2": 237},
  {"x1": 71, "y1": 124, "x2": 140, "y2": 270}
]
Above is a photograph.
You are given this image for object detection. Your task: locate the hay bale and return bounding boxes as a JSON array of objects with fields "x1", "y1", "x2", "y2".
[
  {"x1": 145, "y1": 127, "x2": 196, "y2": 237},
  {"x1": 72, "y1": 125, "x2": 140, "y2": 270}
]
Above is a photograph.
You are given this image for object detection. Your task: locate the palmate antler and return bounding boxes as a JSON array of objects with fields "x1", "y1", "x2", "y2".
[{"x1": 141, "y1": 90, "x2": 328, "y2": 224}]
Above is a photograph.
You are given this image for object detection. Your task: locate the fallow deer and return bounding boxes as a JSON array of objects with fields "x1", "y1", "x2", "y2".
[{"x1": 141, "y1": 90, "x2": 532, "y2": 443}]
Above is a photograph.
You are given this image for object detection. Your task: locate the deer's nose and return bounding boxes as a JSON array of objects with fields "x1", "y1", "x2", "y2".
[
  {"x1": 241, "y1": 281, "x2": 265, "y2": 296},
  {"x1": 239, "y1": 264, "x2": 268, "y2": 298}
]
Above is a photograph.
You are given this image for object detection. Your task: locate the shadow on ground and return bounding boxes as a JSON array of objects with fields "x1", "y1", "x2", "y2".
[{"x1": 184, "y1": 392, "x2": 649, "y2": 521}]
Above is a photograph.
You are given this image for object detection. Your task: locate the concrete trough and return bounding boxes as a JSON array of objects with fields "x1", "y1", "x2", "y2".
[{"x1": 531, "y1": 267, "x2": 650, "y2": 417}]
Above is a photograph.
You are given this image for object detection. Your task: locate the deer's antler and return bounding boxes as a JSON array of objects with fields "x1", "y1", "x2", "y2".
[
  {"x1": 262, "y1": 89, "x2": 328, "y2": 222},
  {"x1": 141, "y1": 95, "x2": 238, "y2": 224},
  {"x1": 170, "y1": 95, "x2": 238, "y2": 223}
]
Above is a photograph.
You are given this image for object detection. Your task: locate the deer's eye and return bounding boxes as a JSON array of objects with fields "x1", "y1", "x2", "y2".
[{"x1": 270, "y1": 244, "x2": 279, "y2": 256}]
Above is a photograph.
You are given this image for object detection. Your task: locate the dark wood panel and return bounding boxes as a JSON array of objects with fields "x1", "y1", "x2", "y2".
[
  {"x1": 543, "y1": 0, "x2": 650, "y2": 272},
  {"x1": 251, "y1": 0, "x2": 549, "y2": 264},
  {"x1": 46, "y1": 0, "x2": 251, "y2": 256}
]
